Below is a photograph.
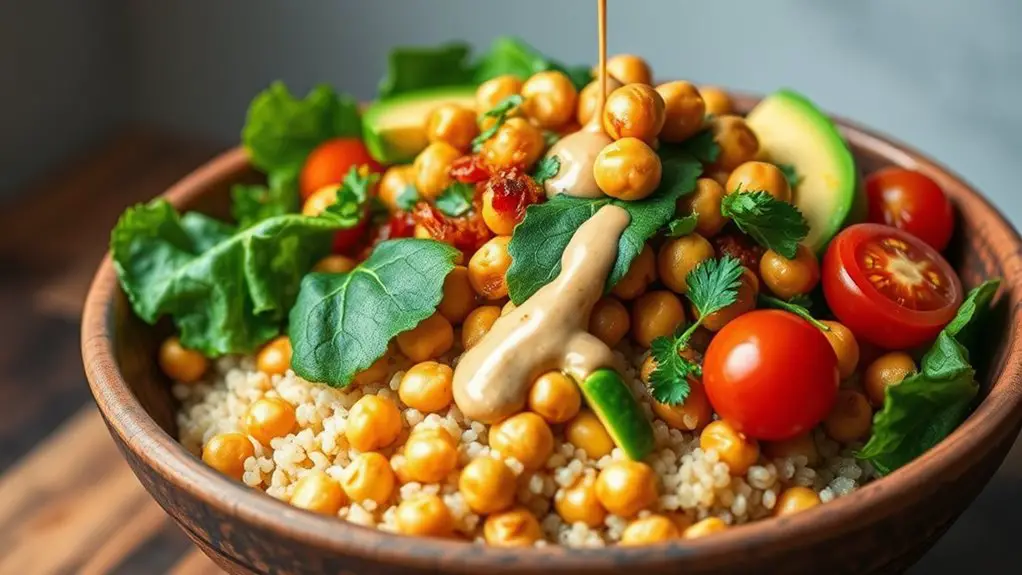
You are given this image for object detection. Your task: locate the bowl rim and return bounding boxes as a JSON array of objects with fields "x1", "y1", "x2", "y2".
[{"x1": 82, "y1": 92, "x2": 1022, "y2": 572}]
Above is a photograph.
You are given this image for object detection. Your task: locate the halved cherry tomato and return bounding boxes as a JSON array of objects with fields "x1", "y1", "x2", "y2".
[
  {"x1": 300, "y1": 138, "x2": 382, "y2": 200},
  {"x1": 702, "y1": 310, "x2": 839, "y2": 441},
  {"x1": 865, "y1": 167, "x2": 954, "y2": 252},
  {"x1": 822, "y1": 223, "x2": 962, "y2": 350}
]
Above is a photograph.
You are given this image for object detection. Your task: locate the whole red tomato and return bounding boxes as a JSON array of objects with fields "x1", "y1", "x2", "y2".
[
  {"x1": 865, "y1": 167, "x2": 954, "y2": 251},
  {"x1": 702, "y1": 310, "x2": 839, "y2": 441},
  {"x1": 300, "y1": 138, "x2": 382, "y2": 200}
]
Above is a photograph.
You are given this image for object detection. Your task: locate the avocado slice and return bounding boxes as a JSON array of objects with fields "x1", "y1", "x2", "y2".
[
  {"x1": 746, "y1": 89, "x2": 865, "y2": 253},
  {"x1": 362, "y1": 86, "x2": 476, "y2": 164},
  {"x1": 578, "y1": 369, "x2": 655, "y2": 461}
]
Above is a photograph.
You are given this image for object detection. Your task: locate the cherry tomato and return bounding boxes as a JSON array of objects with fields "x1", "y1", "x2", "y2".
[
  {"x1": 822, "y1": 223, "x2": 962, "y2": 350},
  {"x1": 703, "y1": 310, "x2": 839, "y2": 441},
  {"x1": 300, "y1": 138, "x2": 382, "y2": 200},
  {"x1": 865, "y1": 167, "x2": 954, "y2": 252}
]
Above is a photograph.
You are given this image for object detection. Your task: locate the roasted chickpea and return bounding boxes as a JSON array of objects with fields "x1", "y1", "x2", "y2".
[
  {"x1": 683, "y1": 517, "x2": 728, "y2": 539},
  {"x1": 565, "y1": 410, "x2": 616, "y2": 460},
  {"x1": 483, "y1": 507, "x2": 542, "y2": 547},
  {"x1": 823, "y1": 389, "x2": 873, "y2": 443},
  {"x1": 612, "y1": 244, "x2": 657, "y2": 300},
  {"x1": 377, "y1": 165, "x2": 416, "y2": 213},
  {"x1": 700, "y1": 420, "x2": 760, "y2": 476},
  {"x1": 631, "y1": 290, "x2": 686, "y2": 348},
  {"x1": 656, "y1": 81, "x2": 706, "y2": 143},
  {"x1": 437, "y1": 265, "x2": 477, "y2": 324},
  {"x1": 698, "y1": 268, "x2": 758, "y2": 332},
  {"x1": 290, "y1": 471, "x2": 347, "y2": 516},
  {"x1": 820, "y1": 321, "x2": 860, "y2": 380},
  {"x1": 775, "y1": 486, "x2": 821, "y2": 517},
  {"x1": 301, "y1": 184, "x2": 340, "y2": 217},
  {"x1": 652, "y1": 380, "x2": 713, "y2": 432},
  {"x1": 476, "y1": 75, "x2": 523, "y2": 113},
  {"x1": 657, "y1": 234, "x2": 715, "y2": 294},
  {"x1": 468, "y1": 236, "x2": 512, "y2": 300},
  {"x1": 699, "y1": 86, "x2": 733, "y2": 116},
  {"x1": 620, "y1": 515, "x2": 680, "y2": 546},
  {"x1": 595, "y1": 461, "x2": 658, "y2": 517},
  {"x1": 481, "y1": 117, "x2": 546, "y2": 171},
  {"x1": 158, "y1": 336, "x2": 207, "y2": 383},
  {"x1": 677, "y1": 178, "x2": 728, "y2": 238},
  {"x1": 594, "y1": 137, "x2": 662, "y2": 201},
  {"x1": 555, "y1": 473, "x2": 606, "y2": 527},
  {"x1": 414, "y1": 141, "x2": 461, "y2": 200},
  {"x1": 459, "y1": 457, "x2": 517, "y2": 514},
  {"x1": 763, "y1": 433, "x2": 820, "y2": 467},
  {"x1": 396, "y1": 494, "x2": 454, "y2": 537},
  {"x1": 520, "y1": 71, "x2": 578, "y2": 130},
  {"x1": 726, "y1": 161, "x2": 791, "y2": 202},
  {"x1": 577, "y1": 77, "x2": 624, "y2": 126},
  {"x1": 255, "y1": 336, "x2": 292, "y2": 377},
  {"x1": 313, "y1": 254, "x2": 357, "y2": 274},
  {"x1": 399, "y1": 361, "x2": 454, "y2": 413},
  {"x1": 481, "y1": 189, "x2": 518, "y2": 235},
  {"x1": 426, "y1": 103, "x2": 478, "y2": 151},
  {"x1": 864, "y1": 352, "x2": 916, "y2": 407},
  {"x1": 345, "y1": 395, "x2": 402, "y2": 452},
  {"x1": 403, "y1": 427, "x2": 459, "y2": 483},
  {"x1": 711, "y1": 116, "x2": 759, "y2": 172},
  {"x1": 396, "y1": 313, "x2": 454, "y2": 362},
  {"x1": 341, "y1": 452, "x2": 395, "y2": 504},
  {"x1": 602, "y1": 84, "x2": 666, "y2": 143},
  {"x1": 588, "y1": 297, "x2": 631, "y2": 347},
  {"x1": 489, "y1": 412, "x2": 554, "y2": 471},
  {"x1": 528, "y1": 370, "x2": 582, "y2": 424},
  {"x1": 640, "y1": 348, "x2": 699, "y2": 386},
  {"x1": 202, "y1": 432, "x2": 254, "y2": 479},
  {"x1": 604, "y1": 54, "x2": 653, "y2": 85},
  {"x1": 462, "y1": 305, "x2": 502, "y2": 349},
  {"x1": 759, "y1": 245, "x2": 819, "y2": 300},
  {"x1": 244, "y1": 397, "x2": 296, "y2": 445},
  {"x1": 351, "y1": 355, "x2": 389, "y2": 387}
]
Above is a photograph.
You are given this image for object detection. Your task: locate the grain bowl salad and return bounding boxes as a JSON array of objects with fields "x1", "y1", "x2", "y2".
[{"x1": 110, "y1": 0, "x2": 1000, "y2": 549}]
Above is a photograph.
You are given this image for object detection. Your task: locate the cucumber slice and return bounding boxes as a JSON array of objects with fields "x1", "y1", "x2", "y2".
[{"x1": 578, "y1": 369, "x2": 655, "y2": 461}]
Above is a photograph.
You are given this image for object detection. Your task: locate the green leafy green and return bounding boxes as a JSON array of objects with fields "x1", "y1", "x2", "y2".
[
  {"x1": 665, "y1": 213, "x2": 699, "y2": 237},
  {"x1": 474, "y1": 36, "x2": 591, "y2": 90},
  {"x1": 720, "y1": 190, "x2": 809, "y2": 258},
  {"x1": 757, "y1": 294, "x2": 830, "y2": 331},
  {"x1": 472, "y1": 94, "x2": 524, "y2": 152},
  {"x1": 323, "y1": 166, "x2": 380, "y2": 228},
  {"x1": 289, "y1": 239, "x2": 460, "y2": 386},
  {"x1": 648, "y1": 331, "x2": 697, "y2": 405},
  {"x1": 231, "y1": 169, "x2": 300, "y2": 229},
  {"x1": 435, "y1": 182, "x2": 476, "y2": 217},
  {"x1": 532, "y1": 156, "x2": 561, "y2": 185},
  {"x1": 676, "y1": 129, "x2": 720, "y2": 164},
  {"x1": 396, "y1": 185, "x2": 421, "y2": 211},
  {"x1": 686, "y1": 256, "x2": 744, "y2": 318},
  {"x1": 776, "y1": 163, "x2": 802, "y2": 189},
  {"x1": 378, "y1": 43, "x2": 474, "y2": 99},
  {"x1": 111, "y1": 199, "x2": 348, "y2": 356}
]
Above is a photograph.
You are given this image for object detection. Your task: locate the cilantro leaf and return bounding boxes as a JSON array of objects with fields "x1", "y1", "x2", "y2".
[
  {"x1": 323, "y1": 167, "x2": 380, "y2": 228},
  {"x1": 776, "y1": 163, "x2": 802, "y2": 189},
  {"x1": 472, "y1": 94, "x2": 524, "y2": 151},
  {"x1": 665, "y1": 213, "x2": 699, "y2": 237},
  {"x1": 720, "y1": 190, "x2": 809, "y2": 259},
  {"x1": 532, "y1": 156, "x2": 561, "y2": 185},
  {"x1": 648, "y1": 333, "x2": 698, "y2": 405},
  {"x1": 686, "y1": 255, "x2": 744, "y2": 317},
  {"x1": 378, "y1": 43, "x2": 474, "y2": 98},
  {"x1": 396, "y1": 185, "x2": 421, "y2": 211},
  {"x1": 676, "y1": 129, "x2": 720, "y2": 164},
  {"x1": 435, "y1": 182, "x2": 476, "y2": 217}
]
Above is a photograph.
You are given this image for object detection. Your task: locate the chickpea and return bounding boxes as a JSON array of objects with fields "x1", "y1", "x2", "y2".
[
  {"x1": 313, "y1": 254, "x2": 357, "y2": 274},
  {"x1": 462, "y1": 305, "x2": 502, "y2": 349},
  {"x1": 301, "y1": 185, "x2": 339, "y2": 217},
  {"x1": 577, "y1": 77, "x2": 624, "y2": 126},
  {"x1": 437, "y1": 265, "x2": 477, "y2": 324},
  {"x1": 602, "y1": 84, "x2": 666, "y2": 143},
  {"x1": 775, "y1": 486, "x2": 821, "y2": 517},
  {"x1": 683, "y1": 517, "x2": 728, "y2": 539},
  {"x1": 414, "y1": 141, "x2": 461, "y2": 200},
  {"x1": 595, "y1": 461, "x2": 658, "y2": 517},
  {"x1": 468, "y1": 236, "x2": 512, "y2": 300},
  {"x1": 158, "y1": 336, "x2": 207, "y2": 383},
  {"x1": 520, "y1": 70, "x2": 578, "y2": 130},
  {"x1": 594, "y1": 137, "x2": 662, "y2": 201},
  {"x1": 290, "y1": 471, "x2": 347, "y2": 516},
  {"x1": 727, "y1": 161, "x2": 791, "y2": 202},
  {"x1": 620, "y1": 515, "x2": 680, "y2": 546},
  {"x1": 459, "y1": 457, "x2": 517, "y2": 514},
  {"x1": 631, "y1": 290, "x2": 686, "y2": 348},
  {"x1": 244, "y1": 397, "x2": 296, "y2": 445},
  {"x1": 255, "y1": 336, "x2": 292, "y2": 377},
  {"x1": 489, "y1": 412, "x2": 553, "y2": 471},
  {"x1": 377, "y1": 165, "x2": 416, "y2": 213},
  {"x1": 657, "y1": 234, "x2": 715, "y2": 294},
  {"x1": 395, "y1": 494, "x2": 454, "y2": 537},
  {"x1": 483, "y1": 507, "x2": 542, "y2": 547},
  {"x1": 824, "y1": 389, "x2": 873, "y2": 443},
  {"x1": 677, "y1": 178, "x2": 728, "y2": 238},
  {"x1": 700, "y1": 420, "x2": 760, "y2": 476},
  {"x1": 864, "y1": 352, "x2": 916, "y2": 407},
  {"x1": 351, "y1": 355, "x2": 389, "y2": 387},
  {"x1": 481, "y1": 117, "x2": 546, "y2": 171},
  {"x1": 528, "y1": 370, "x2": 582, "y2": 424},
  {"x1": 555, "y1": 474, "x2": 607, "y2": 527},
  {"x1": 476, "y1": 75, "x2": 523, "y2": 113},
  {"x1": 763, "y1": 432, "x2": 820, "y2": 467},
  {"x1": 699, "y1": 86, "x2": 733, "y2": 116},
  {"x1": 345, "y1": 395, "x2": 402, "y2": 452},
  {"x1": 698, "y1": 268, "x2": 758, "y2": 332},
  {"x1": 201, "y1": 432, "x2": 254, "y2": 479},
  {"x1": 565, "y1": 410, "x2": 616, "y2": 459},
  {"x1": 396, "y1": 313, "x2": 454, "y2": 362},
  {"x1": 759, "y1": 245, "x2": 819, "y2": 300},
  {"x1": 588, "y1": 297, "x2": 631, "y2": 347},
  {"x1": 604, "y1": 54, "x2": 653, "y2": 85},
  {"x1": 656, "y1": 81, "x2": 706, "y2": 143},
  {"x1": 612, "y1": 244, "x2": 657, "y2": 300},
  {"x1": 640, "y1": 348, "x2": 699, "y2": 386},
  {"x1": 426, "y1": 103, "x2": 478, "y2": 151},
  {"x1": 399, "y1": 361, "x2": 454, "y2": 413},
  {"x1": 481, "y1": 189, "x2": 518, "y2": 235},
  {"x1": 652, "y1": 380, "x2": 713, "y2": 432},
  {"x1": 710, "y1": 116, "x2": 759, "y2": 172},
  {"x1": 339, "y1": 452, "x2": 395, "y2": 504},
  {"x1": 820, "y1": 321, "x2": 860, "y2": 380},
  {"x1": 403, "y1": 427, "x2": 459, "y2": 483}
]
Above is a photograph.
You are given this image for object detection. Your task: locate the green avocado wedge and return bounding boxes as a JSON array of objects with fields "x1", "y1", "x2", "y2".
[
  {"x1": 362, "y1": 86, "x2": 476, "y2": 164},
  {"x1": 578, "y1": 369, "x2": 655, "y2": 461},
  {"x1": 745, "y1": 89, "x2": 865, "y2": 253}
]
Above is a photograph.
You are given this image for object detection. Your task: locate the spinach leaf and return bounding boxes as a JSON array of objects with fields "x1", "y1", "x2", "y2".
[
  {"x1": 231, "y1": 169, "x2": 300, "y2": 229},
  {"x1": 378, "y1": 43, "x2": 475, "y2": 98},
  {"x1": 474, "y1": 37, "x2": 591, "y2": 90},
  {"x1": 289, "y1": 239, "x2": 460, "y2": 386}
]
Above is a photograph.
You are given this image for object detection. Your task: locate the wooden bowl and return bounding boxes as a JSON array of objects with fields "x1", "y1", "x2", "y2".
[{"x1": 82, "y1": 95, "x2": 1022, "y2": 574}]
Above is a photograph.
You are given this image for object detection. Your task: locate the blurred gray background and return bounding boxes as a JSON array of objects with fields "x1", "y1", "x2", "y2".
[{"x1": 2, "y1": 0, "x2": 1020, "y2": 571}]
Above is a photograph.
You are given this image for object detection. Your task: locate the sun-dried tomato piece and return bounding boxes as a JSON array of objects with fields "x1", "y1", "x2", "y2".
[
  {"x1": 412, "y1": 202, "x2": 492, "y2": 255},
  {"x1": 449, "y1": 155, "x2": 491, "y2": 184},
  {"x1": 486, "y1": 166, "x2": 543, "y2": 222},
  {"x1": 712, "y1": 227, "x2": 765, "y2": 275},
  {"x1": 360, "y1": 211, "x2": 417, "y2": 260}
]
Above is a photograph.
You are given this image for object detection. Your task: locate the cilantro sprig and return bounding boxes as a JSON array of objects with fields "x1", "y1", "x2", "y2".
[
  {"x1": 664, "y1": 213, "x2": 699, "y2": 237},
  {"x1": 323, "y1": 166, "x2": 380, "y2": 227},
  {"x1": 532, "y1": 156, "x2": 561, "y2": 185},
  {"x1": 395, "y1": 185, "x2": 420, "y2": 211},
  {"x1": 720, "y1": 189, "x2": 809, "y2": 258},
  {"x1": 434, "y1": 181, "x2": 476, "y2": 217},
  {"x1": 471, "y1": 94, "x2": 523, "y2": 152}
]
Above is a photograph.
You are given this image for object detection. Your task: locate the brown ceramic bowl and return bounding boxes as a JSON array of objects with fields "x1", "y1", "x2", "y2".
[{"x1": 82, "y1": 94, "x2": 1022, "y2": 574}]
